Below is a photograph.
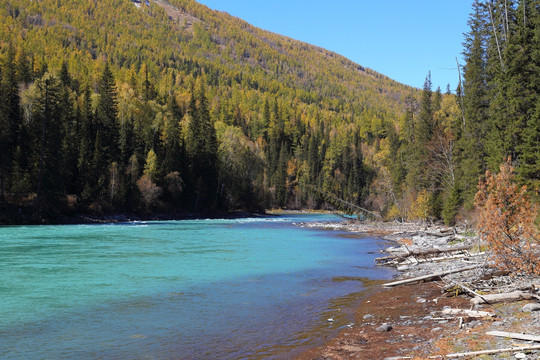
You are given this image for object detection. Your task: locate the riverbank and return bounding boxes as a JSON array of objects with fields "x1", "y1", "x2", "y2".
[
  {"x1": 297, "y1": 220, "x2": 540, "y2": 359},
  {"x1": 0, "y1": 201, "x2": 265, "y2": 225}
]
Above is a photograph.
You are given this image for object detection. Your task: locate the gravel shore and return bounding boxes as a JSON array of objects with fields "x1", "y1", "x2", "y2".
[{"x1": 296, "y1": 220, "x2": 540, "y2": 360}]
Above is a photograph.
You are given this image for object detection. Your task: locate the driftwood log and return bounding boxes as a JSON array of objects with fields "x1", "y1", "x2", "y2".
[
  {"x1": 382, "y1": 265, "x2": 479, "y2": 287},
  {"x1": 376, "y1": 245, "x2": 479, "y2": 265},
  {"x1": 442, "y1": 344, "x2": 540, "y2": 358},
  {"x1": 471, "y1": 290, "x2": 540, "y2": 305},
  {"x1": 486, "y1": 330, "x2": 540, "y2": 342}
]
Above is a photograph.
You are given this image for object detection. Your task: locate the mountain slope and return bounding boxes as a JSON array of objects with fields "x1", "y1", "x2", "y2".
[
  {"x1": 0, "y1": 0, "x2": 418, "y2": 217},
  {"x1": 2, "y1": 0, "x2": 412, "y2": 117}
]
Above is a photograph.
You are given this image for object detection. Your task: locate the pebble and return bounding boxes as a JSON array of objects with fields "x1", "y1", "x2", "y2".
[
  {"x1": 522, "y1": 303, "x2": 540, "y2": 312},
  {"x1": 363, "y1": 314, "x2": 375, "y2": 320},
  {"x1": 376, "y1": 324, "x2": 393, "y2": 332},
  {"x1": 431, "y1": 327, "x2": 442, "y2": 332},
  {"x1": 417, "y1": 298, "x2": 427, "y2": 303},
  {"x1": 515, "y1": 352, "x2": 527, "y2": 359},
  {"x1": 327, "y1": 318, "x2": 335, "y2": 322}
]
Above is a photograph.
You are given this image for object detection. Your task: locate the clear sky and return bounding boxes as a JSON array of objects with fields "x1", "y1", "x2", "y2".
[{"x1": 196, "y1": 0, "x2": 474, "y2": 91}]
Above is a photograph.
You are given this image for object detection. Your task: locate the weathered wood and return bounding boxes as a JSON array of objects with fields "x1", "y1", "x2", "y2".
[
  {"x1": 425, "y1": 230, "x2": 454, "y2": 237},
  {"x1": 401, "y1": 251, "x2": 485, "y2": 265},
  {"x1": 471, "y1": 290, "x2": 540, "y2": 305},
  {"x1": 486, "y1": 330, "x2": 540, "y2": 342},
  {"x1": 376, "y1": 244, "x2": 477, "y2": 264},
  {"x1": 441, "y1": 308, "x2": 495, "y2": 318},
  {"x1": 442, "y1": 344, "x2": 540, "y2": 358},
  {"x1": 382, "y1": 265, "x2": 479, "y2": 287},
  {"x1": 451, "y1": 282, "x2": 491, "y2": 304},
  {"x1": 374, "y1": 255, "x2": 396, "y2": 263},
  {"x1": 479, "y1": 269, "x2": 511, "y2": 280}
]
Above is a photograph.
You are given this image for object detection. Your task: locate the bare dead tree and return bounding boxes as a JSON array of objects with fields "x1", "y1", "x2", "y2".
[{"x1": 487, "y1": 1, "x2": 506, "y2": 72}]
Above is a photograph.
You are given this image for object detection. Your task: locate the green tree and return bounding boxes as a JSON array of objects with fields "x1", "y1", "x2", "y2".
[
  {"x1": 0, "y1": 63, "x2": 8, "y2": 202},
  {"x1": 15, "y1": 46, "x2": 32, "y2": 85},
  {"x1": 1, "y1": 43, "x2": 21, "y2": 202},
  {"x1": 31, "y1": 73, "x2": 65, "y2": 203},
  {"x1": 78, "y1": 86, "x2": 96, "y2": 201},
  {"x1": 458, "y1": 0, "x2": 489, "y2": 209},
  {"x1": 186, "y1": 82, "x2": 218, "y2": 210},
  {"x1": 94, "y1": 62, "x2": 120, "y2": 200}
]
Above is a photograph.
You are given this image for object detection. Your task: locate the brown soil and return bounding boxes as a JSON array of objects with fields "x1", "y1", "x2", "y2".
[{"x1": 296, "y1": 281, "x2": 474, "y2": 360}]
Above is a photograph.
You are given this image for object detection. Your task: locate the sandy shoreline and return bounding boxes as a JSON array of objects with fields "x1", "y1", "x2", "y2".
[{"x1": 295, "y1": 220, "x2": 540, "y2": 360}]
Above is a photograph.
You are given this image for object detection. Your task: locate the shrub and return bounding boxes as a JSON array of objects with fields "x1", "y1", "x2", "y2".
[
  {"x1": 475, "y1": 160, "x2": 540, "y2": 275},
  {"x1": 136, "y1": 175, "x2": 162, "y2": 209}
]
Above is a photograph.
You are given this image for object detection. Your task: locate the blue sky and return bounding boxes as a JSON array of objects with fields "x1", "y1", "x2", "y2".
[{"x1": 196, "y1": 0, "x2": 473, "y2": 91}]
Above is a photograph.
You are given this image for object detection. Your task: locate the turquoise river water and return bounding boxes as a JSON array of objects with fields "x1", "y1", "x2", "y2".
[{"x1": 0, "y1": 214, "x2": 394, "y2": 359}]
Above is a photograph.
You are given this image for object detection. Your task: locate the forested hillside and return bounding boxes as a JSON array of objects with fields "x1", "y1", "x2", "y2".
[
  {"x1": 0, "y1": 0, "x2": 538, "y2": 223},
  {"x1": 0, "y1": 0, "x2": 415, "y2": 220}
]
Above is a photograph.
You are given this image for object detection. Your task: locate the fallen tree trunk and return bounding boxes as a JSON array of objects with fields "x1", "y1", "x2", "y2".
[
  {"x1": 486, "y1": 330, "x2": 540, "y2": 342},
  {"x1": 376, "y1": 245, "x2": 478, "y2": 264},
  {"x1": 443, "y1": 344, "x2": 540, "y2": 358},
  {"x1": 402, "y1": 251, "x2": 485, "y2": 265},
  {"x1": 471, "y1": 290, "x2": 540, "y2": 305},
  {"x1": 382, "y1": 265, "x2": 479, "y2": 287}
]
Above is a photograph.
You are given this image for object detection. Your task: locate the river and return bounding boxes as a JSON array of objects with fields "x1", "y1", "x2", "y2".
[{"x1": 0, "y1": 213, "x2": 393, "y2": 359}]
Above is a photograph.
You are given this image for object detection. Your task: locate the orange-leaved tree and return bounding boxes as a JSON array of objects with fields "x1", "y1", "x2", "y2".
[{"x1": 475, "y1": 160, "x2": 540, "y2": 275}]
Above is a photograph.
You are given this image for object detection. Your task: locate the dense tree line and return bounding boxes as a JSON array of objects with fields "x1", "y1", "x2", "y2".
[
  {"x1": 0, "y1": 44, "x2": 371, "y2": 216},
  {"x1": 374, "y1": 0, "x2": 540, "y2": 224}
]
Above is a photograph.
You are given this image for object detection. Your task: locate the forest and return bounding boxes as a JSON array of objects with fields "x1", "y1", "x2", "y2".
[{"x1": 0, "y1": 0, "x2": 538, "y2": 223}]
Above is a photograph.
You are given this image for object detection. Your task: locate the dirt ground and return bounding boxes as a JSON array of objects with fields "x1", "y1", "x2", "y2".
[{"x1": 296, "y1": 280, "x2": 517, "y2": 360}]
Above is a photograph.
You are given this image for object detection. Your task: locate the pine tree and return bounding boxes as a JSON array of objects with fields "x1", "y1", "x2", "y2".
[
  {"x1": 78, "y1": 86, "x2": 96, "y2": 201},
  {"x1": 275, "y1": 142, "x2": 288, "y2": 207},
  {"x1": 406, "y1": 73, "x2": 433, "y2": 191},
  {"x1": 458, "y1": 0, "x2": 489, "y2": 208},
  {"x1": 32, "y1": 73, "x2": 65, "y2": 203},
  {"x1": 94, "y1": 62, "x2": 120, "y2": 199},
  {"x1": 15, "y1": 46, "x2": 31, "y2": 85},
  {"x1": 1, "y1": 43, "x2": 21, "y2": 202},
  {"x1": 186, "y1": 81, "x2": 218, "y2": 210},
  {"x1": 516, "y1": 0, "x2": 540, "y2": 193},
  {"x1": 59, "y1": 61, "x2": 72, "y2": 88},
  {"x1": 162, "y1": 93, "x2": 184, "y2": 176},
  {"x1": 0, "y1": 62, "x2": 7, "y2": 202},
  {"x1": 416, "y1": 72, "x2": 434, "y2": 145},
  {"x1": 58, "y1": 63, "x2": 79, "y2": 194}
]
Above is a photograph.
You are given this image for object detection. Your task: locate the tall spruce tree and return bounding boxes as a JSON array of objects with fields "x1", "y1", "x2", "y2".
[
  {"x1": 458, "y1": 0, "x2": 489, "y2": 208},
  {"x1": 0, "y1": 60, "x2": 7, "y2": 202},
  {"x1": 78, "y1": 86, "x2": 96, "y2": 201},
  {"x1": 516, "y1": 0, "x2": 540, "y2": 193},
  {"x1": 186, "y1": 82, "x2": 218, "y2": 210},
  {"x1": 32, "y1": 73, "x2": 65, "y2": 203},
  {"x1": 1, "y1": 43, "x2": 22, "y2": 202},
  {"x1": 94, "y1": 62, "x2": 120, "y2": 200}
]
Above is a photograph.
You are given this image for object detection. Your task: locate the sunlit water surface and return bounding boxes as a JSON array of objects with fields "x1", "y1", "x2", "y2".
[{"x1": 0, "y1": 214, "x2": 393, "y2": 359}]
